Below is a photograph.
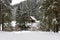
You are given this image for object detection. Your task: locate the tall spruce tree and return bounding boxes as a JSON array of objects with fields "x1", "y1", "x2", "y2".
[
  {"x1": 41, "y1": 0, "x2": 60, "y2": 32},
  {"x1": 0, "y1": 0, "x2": 12, "y2": 31}
]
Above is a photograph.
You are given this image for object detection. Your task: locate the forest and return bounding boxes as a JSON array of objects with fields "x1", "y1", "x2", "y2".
[{"x1": 0, "y1": 0, "x2": 60, "y2": 32}]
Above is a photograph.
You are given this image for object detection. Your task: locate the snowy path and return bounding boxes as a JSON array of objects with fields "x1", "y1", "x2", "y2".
[{"x1": 0, "y1": 31, "x2": 60, "y2": 40}]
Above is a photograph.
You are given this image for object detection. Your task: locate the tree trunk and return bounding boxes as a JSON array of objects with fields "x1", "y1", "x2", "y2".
[
  {"x1": 2, "y1": 14, "x2": 4, "y2": 31},
  {"x1": 55, "y1": 12, "x2": 59, "y2": 32},
  {"x1": 54, "y1": 24, "x2": 55, "y2": 32},
  {"x1": 56, "y1": 24, "x2": 58, "y2": 32}
]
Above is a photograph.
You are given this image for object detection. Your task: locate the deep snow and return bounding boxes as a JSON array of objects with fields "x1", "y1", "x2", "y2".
[{"x1": 0, "y1": 31, "x2": 60, "y2": 40}]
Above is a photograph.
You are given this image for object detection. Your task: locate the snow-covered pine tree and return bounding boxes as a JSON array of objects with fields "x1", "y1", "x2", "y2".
[{"x1": 41, "y1": 0, "x2": 60, "y2": 32}]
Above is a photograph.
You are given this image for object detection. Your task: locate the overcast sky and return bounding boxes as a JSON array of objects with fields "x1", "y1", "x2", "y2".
[{"x1": 11, "y1": 0, "x2": 25, "y2": 5}]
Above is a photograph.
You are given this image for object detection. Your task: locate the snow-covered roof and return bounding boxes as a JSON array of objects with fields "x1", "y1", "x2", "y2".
[{"x1": 30, "y1": 16, "x2": 37, "y2": 21}]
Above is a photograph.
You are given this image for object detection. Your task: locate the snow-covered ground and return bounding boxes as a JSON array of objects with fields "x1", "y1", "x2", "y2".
[{"x1": 0, "y1": 31, "x2": 60, "y2": 40}]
